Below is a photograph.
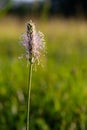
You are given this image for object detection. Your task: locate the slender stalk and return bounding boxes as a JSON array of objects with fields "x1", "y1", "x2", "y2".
[{"x1": 26, "y1": 62, "x2": 32, "y2": 130}]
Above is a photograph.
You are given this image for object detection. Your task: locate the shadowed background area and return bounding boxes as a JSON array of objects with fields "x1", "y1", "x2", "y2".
[{"x1": 0, "y1": 0, "x2": 87, "y2": 130}]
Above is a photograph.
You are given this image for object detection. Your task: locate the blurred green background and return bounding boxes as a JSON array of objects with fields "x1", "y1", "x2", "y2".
[{"x1": 1, "y1": 0, "x2": 87, "y2": 130}]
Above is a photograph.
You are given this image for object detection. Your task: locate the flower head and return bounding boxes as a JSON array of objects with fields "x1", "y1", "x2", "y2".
[{"x1": 20, "y1": 20, "x2": 46, "y2": 65}]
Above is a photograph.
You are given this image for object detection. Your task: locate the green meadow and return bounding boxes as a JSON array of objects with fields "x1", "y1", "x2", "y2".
[{"x1": 0, "y1": 17, "x2": 87, "y2": 130}]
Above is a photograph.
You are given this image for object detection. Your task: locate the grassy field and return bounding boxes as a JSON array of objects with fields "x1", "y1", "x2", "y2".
[{"x1": 0, "y1": 17, "x2": 87, "y2": 130}]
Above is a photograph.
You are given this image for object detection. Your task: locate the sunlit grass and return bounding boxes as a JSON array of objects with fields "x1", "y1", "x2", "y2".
[{"x1": 0, "y1": 17, "x2": 87, "y2": 130}]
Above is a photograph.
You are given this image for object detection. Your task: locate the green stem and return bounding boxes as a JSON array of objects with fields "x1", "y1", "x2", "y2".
[{"x1": 26, "y1": 63, "x2": 32, "y2": 130}]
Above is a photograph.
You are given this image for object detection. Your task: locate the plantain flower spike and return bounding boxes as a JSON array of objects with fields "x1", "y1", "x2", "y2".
[{"x1": 20, "y1": 20, "x2": 46, "y2": 65}]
